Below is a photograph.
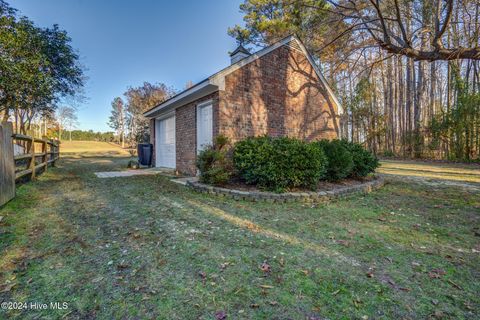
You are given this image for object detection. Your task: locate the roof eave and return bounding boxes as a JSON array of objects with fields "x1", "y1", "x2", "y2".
[{"x1": 144, "y1": 80, "x2": 218, "y2": 118}]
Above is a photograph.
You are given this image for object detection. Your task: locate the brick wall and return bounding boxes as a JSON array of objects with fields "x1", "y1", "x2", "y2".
[
  {"x1": 218, "y1": 44, "x2": 339, "y2": 143},
  {"x1": 175, "y1": 92, "x2": 219, "y2": 175},
  {"x1": 164, "y1": 42, "x2": 339, "y2": 176}
]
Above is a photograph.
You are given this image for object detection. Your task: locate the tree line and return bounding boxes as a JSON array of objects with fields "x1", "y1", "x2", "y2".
[
  {"x1": 229, "y1": 0, "x2": 480, "y2": 161},
  {"x1": 57, "y1": 129, "x2": 115, "y2": 142},
  {"x1": 0, "y1": 0, "x2": 84, "y2": 136},
  {"x1": 108, "y1": 82, "x2": 175, "y2": 147}
]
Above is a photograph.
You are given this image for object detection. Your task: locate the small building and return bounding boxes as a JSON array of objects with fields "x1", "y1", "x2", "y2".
[{"x1": 144, "y1": 35, "x2": 342, "y2": 175}]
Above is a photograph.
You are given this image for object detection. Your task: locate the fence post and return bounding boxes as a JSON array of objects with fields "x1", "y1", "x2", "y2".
[
  {"x1": 28, "y1": 136, "x2": 36, "y2": 179},
  {"x1": 51, "y1": 140, "x2": 56, "y2": 167},
  {"x1": 0, "y1": 122, "x2": 15, "y2": 206},
  {"x1": 42, "y1": 140, "x2": 47, "y2": 172}
]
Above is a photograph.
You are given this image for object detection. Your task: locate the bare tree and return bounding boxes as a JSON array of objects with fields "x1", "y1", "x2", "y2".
[
  {"x1": 56, "y1": 106, "x2": 78, "y2": 141},
  {"x1": 311, "y1": 0, "x2": 480, "y2": 61}
]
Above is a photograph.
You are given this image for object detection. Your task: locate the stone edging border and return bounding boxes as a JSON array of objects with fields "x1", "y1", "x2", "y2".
[{"x1": 186, "y1": 176, "x2": 384, "y2": 203}]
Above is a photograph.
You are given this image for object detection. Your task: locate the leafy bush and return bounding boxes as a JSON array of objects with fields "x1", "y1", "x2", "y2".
[
  {"x1": 317, "y1": 139, "x2": 354, "y2": 181},
  {"x1": 340, "y1": 140, "x2": 379, "y2": 178},
  {"x1": 196, "y1": 135, "x2": 232, "y2": 185},
  {"x1": 382, "y1": 150, "x2": 395, "y2": 158},
  {"x1": 233, "y1": 136, "x2": 327, "y2": 191}
]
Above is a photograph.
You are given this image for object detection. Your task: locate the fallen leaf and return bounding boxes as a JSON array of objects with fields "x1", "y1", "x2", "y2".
[
  {"x1": 259, "y1": 285, "x2": 274, "y2": 289},
  {"x1": 279, "y1": 257, "x2": 285, "y2": 267},
  {"x1": 447, "y1": 279, "x2": 463, "y2": 290},
  {"x1": 353, "y1": 297, "x2": 362, "y2": 308},
  {"x1": 0, "y1": 282, "x2": 16, "y2": 293},
  {"x1": 300, "y1": 270, "x2": 309, "y2": 276},
  {"x1": 117, "y1": 263, "x2": 130, "y2": 270},
  {"x1": 337, "y1": 240, "x2": 350, "y2": 247},
  {"x1": 464, "y1": 302, "x2": 473, "y2": 310},
  {"x1": 428, "y1": 269, "x2": 446, "y2": 279},
  {"x1": 260, "y1": 261, "x2": 271, "y2": 273},
  {"x1": 378, "y1": 217, "x2": 387, "y2": 222},
  {"x1": 269, "y1": 301, "x2": 278, "y2": 306},
  {"x1": 220, "y1": 262, "x2": 230, "y2": 270},
  {"x1": 215, "y1": 310, "x2": 227, "y2": 320}
]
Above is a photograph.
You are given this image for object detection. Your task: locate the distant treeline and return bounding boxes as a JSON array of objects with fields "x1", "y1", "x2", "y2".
[{"x1": 58, "y1": 130, "x2": 116, "y2": 142}]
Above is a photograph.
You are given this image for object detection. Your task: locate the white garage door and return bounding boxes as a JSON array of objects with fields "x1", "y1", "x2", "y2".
[
  {"x1": 196, "y1": 102, "x2": 213, "y2": 153},
  {"x1": 155, "y1": 115, "x2": 175, "y2": 168}
]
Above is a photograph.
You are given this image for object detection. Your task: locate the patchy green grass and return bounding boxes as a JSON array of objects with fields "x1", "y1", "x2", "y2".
[{"x1": 0, "y1": 151, "x2": 479, "y2": 319}]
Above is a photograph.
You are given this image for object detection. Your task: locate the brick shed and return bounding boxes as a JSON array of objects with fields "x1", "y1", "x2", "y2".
[{"x1": 144, "y1": 35, "x2": 342, "y2": 176}]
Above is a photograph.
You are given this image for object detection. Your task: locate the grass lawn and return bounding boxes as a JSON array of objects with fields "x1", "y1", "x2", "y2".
[
  {"x1": 60, "y1": 140, "x2": 131, "y2": 156},
  {"x1": 0, "y1": 142, "x2": 479, "y2": 319},
  {"x1": 378, "y1": 159, "x2": 480, "y2": 184}
]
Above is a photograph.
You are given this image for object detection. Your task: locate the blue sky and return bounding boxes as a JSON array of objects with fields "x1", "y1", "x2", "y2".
[{"x1": 13, "y1": 0, "x2": 244, "y2": 132}]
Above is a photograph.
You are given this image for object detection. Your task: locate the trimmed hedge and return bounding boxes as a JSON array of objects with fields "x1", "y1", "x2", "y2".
[
  {"x1": 198, "y1": 135, "x2": 378, "y2": 191},
  {"x1": 317, "y1": 139, "x2": 354, "y2": 181},
  {"x1": 340, "y1": 140, "x2": 379, "y2": 178},
  {"x1": 196, "y1": 135, "x2": 232, "y2": 186},
  {"x1": 233, "y1": 136, "x2": 327, "y2": 191}
]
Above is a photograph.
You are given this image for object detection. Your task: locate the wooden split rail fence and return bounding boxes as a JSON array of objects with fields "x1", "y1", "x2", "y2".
[
  {"x1": 13, "y1": 133, "x2": 60, "y2": 180},
  {"x1": 0, "y1": 122, "x2": 60, "y2": 206}
]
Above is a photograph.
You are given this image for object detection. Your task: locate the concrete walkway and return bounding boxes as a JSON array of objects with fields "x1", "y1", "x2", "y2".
[
  {"x1": 94, "y1": 167, "x2": 175, "y2": 178},
  {"x1": 169, "y1": 176, "x2": 198, "y2": 186}
]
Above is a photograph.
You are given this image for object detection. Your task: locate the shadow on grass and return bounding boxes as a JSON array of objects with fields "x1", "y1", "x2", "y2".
[{"x1": 186, "y1": 199, "x2": 361, "y2": 267}]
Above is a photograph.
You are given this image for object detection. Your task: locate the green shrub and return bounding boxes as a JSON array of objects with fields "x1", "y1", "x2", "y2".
[
  {"x1": 233, "y1": 136, "x2": 327, "y2": 191},
  {"x1": 196, "y1": 135, "x2": 232, "y2": 185},
  {"x1": 317, "y1": 139, "x2": 354, "y2": 181},
  {"x1": 340, "y1": 140, "x2": 379, "y2": 178},
  {"x1": 382, "y1": 150, "x2": 395, "y2": 158}
]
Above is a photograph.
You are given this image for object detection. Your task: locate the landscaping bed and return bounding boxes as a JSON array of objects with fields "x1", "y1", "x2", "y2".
[
  {"x1": 187, "y1": 175, "x2": 384, "y2": 202},
  {"x1": 196, "y1": 135, "x2": 381, "y2": 193}
]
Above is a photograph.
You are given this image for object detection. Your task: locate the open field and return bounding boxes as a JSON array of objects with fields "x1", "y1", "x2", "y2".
[
  {"x1": 60, "y1": 140, "x2": 131, "y2": 156},
  {"x1": 379, "y1": 159, "x2": 480, "y2": 184},
  {"x1": 0, "y1": 142, "x2": 479, "y2": 319}
]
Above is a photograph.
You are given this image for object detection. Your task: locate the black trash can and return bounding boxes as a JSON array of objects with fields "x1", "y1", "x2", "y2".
[{"x1": 137, "y1": 143, "x2": 153, "y2": 166}]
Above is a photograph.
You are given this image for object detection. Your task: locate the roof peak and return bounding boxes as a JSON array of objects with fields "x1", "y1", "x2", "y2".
[{"x1": 230, "y1": 44, "x2": 250, "y2": 56}]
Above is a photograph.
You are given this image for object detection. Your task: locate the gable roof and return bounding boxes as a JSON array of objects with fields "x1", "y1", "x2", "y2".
[
  {"x1": 144, "y1": 35, "x2": 342, "y2": 118},
  {"x1": 230, "y1": 44, "x2": 250, "y2": 56}
]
